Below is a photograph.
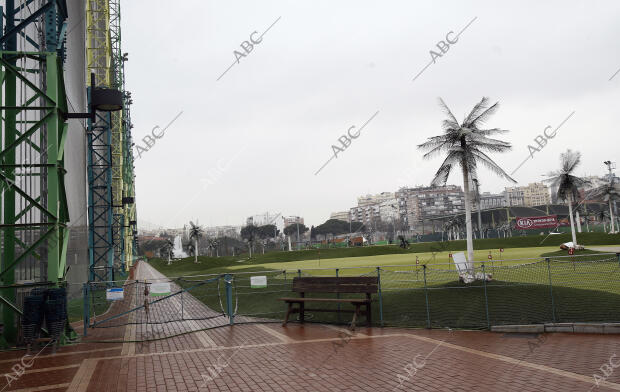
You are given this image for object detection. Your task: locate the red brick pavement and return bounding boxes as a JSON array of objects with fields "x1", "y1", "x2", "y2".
[
  {"x1": 1, "y1": 261, "x2": 619, "y2": 391},
  {"x1": 3, "y1": 321, "x2": 620, "y2": 391}
]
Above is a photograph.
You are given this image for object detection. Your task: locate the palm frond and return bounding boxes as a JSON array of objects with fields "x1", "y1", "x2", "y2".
[
  {"x1": 418, "y1": 135, "x2": 448, "y2": 150},
  {"x1": 560, "y1": 149, "x2": 581, "y2": 174},
  {"x1": 468, "y1": 137, "x2": 512, "y2": 153},
  {"x1": 463, "y1": 97, "x2": 490, "y2": 126},
  {"x1": 438, "y1": 98, "x2": 459, "y2": 126},
  {"x1": 430, "y1": 151, "x2": 462, "y2": 186},
  {"x1": 475, "y1": 127, "x2": 509, "y2": 136},
  {"x1": 472, "y1": 150, "x2": 517, "y2": 183},
  {"x1": 467, "y1": 102, "x2": 499, "y2": 128}
]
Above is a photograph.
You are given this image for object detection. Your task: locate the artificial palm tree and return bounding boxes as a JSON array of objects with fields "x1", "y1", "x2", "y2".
[
  {"x1": 544, "y1": 150, "x2": 588, "y2": 246},
  {"x1": 189, "y1": 221, "x2": 203, "y2": 263},
  {"x1": 578, "y1": 205, "x2": 591, "y2": 232},
  {"x1": 164, "y1": 239, "x2": 174, "y2": 265},
  {"x1": 597, "y1": 209, "x2": 609, "y2": 233},
  {"x1": 187, "y1": 242, "x2": 195, "y2": 257},
  {"x1": 419, "y1": 97, "x2": 515, "y2": 262},
  {"x1": 208, "y1": 238, "x2": 219, "y2": 257},
  {"x1": 592, "y1": 182, "x2": 620, "y2": 234},
  {"x1": 441, "y1": 220, "x2": 451, "y2": 241}
]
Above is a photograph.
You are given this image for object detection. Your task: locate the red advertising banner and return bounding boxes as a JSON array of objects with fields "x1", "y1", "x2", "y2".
[{"x1": 515, "y1": 215, "x2": 558, "y2": 229}]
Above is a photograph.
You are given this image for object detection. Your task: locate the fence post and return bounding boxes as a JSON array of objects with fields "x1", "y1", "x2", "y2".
[
  {"x1": 336, "y1": 268, "x2": 341, "y2": 324},
  {"x1": 83, "y1": 283, "x2": 89, "y2": 337},
  {"x1": 134, "y1": 280, "x2": 139, "y2": 309},
  {"x1": 225, "y1": 274, "x2": 234, "y2": 325},
  {"x1": 181, "y1": 290, "x2": 184, "y2": 320},
  {"x1": 423, "y1": 265, "x2": 431, "y2": 329},
  {"x1": 482, "y1": 263, "x2": 490, "y2": 329},
  {"x1": 617, "y1": 253, "x2": 620, "y2": 267},
  {"x1": 297, "y1": 269, "x2": 301, "y2": 278},
  {"x1": 546, "y1": 258, "x2": 556, "y2": 323},
  {"x1": 376, "y1": 267, "x2": 384, "y2": 327}
]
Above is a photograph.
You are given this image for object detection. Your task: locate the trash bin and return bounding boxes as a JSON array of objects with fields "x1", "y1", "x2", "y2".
[
  {"x1": 21, "y1": 288, "x2": 47, "y2": 345},
  {"x1": 44, "y1": 288, "x2": 67, "y2": 344}
]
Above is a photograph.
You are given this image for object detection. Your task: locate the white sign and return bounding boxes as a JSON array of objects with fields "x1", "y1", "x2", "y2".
[
  {"x1": 250, "y1": 276, "x2": 267, "y2": 288},
  {"x1": 452, "y1": 252, "x2": 471, "y2": 274},
  {"x1": 106, "y1": 288, "x2": 124, "y2": 301},
  {"x1": 149, "y1": 282, "x2": 171, "y2": 297}
]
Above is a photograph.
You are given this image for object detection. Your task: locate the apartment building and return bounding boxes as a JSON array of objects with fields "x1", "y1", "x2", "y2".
[
  {"x1": 480, "y1": 192, "x2": 507, "y2": 210},
  {"x1": 505, "y1": 182, "x2": 550, "y2": 207},
  {"x1": 283, "y1": 216, "x2": 304, "y2": 229},
  {"x1": 396, "y1": 185, "x2": 465, "y2": 229},
  {"x1": 330, "y1": 211, "x2": 350, "y2": 221},
  {"x1": 504, "y1": 186, "x2": 525, "y2": 206},
  {"x1": 522, "y1": 182, "x2": 551, "y2": 206}
]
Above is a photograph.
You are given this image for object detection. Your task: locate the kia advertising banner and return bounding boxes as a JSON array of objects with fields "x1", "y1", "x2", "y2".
[{"x1": 515, "y1": 215, "x2": 558, "y2": 229}]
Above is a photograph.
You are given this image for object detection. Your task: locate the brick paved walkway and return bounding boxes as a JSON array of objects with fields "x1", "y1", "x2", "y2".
[{"x1": 2, "y1": 261, "x2": 620, "y2": 391}]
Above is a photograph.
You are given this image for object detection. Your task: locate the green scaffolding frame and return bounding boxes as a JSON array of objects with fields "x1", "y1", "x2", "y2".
[{"x1": 0, "y1": 0, "x2": 69, "y2": 343}]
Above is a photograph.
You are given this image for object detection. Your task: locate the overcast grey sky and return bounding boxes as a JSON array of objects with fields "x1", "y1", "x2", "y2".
[{"x1": 123, "y1": 0, "x2": 620, "y2": 229}]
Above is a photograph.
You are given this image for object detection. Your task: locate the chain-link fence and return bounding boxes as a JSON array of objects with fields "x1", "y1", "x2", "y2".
[{"x1": 82, "y1": 253, "x2": 620, "y2": 341}]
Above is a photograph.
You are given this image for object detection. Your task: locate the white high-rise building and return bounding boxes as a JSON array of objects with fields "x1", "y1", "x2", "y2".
[{"x1": 330, "y1": 211, "x2": 350, "y2": 221}]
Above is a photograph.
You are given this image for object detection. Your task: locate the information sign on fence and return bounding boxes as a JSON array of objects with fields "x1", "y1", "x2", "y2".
[
  {"x1": 106, "y1": 288, "x2": 124, "y2": 301},
  {"x1": 149, "y1": 282, "x2": 171, "y2": 297},
  {"x1": 251, "y1": 276, "x2": 267, "y2": 288}
]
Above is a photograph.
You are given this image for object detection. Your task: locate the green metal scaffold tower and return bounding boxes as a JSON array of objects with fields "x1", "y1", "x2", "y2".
[
  {"x1": 0, "y1": 0, "x2": 137, "y2": 345},
  {"x1": 0, "y1": 0, "x2": 70, "y2": 343},
  {"x1": 86, "y1": 0, "x2": 136, "y2": 282}
]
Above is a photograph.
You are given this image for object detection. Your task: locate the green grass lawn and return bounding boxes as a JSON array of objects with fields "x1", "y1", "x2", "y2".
[
  {"x1": 148, "y1": 238, "x2": 620, "y2": 329},
  {"x1": 150, "y1": 236, "x2": 620, "y2": 278},
  {"x1": 231, "y1": 231, "x2": 620, "y2": 262},
  {"x1": 170, "y1": 253, "x2": 620, "y2": 329}
]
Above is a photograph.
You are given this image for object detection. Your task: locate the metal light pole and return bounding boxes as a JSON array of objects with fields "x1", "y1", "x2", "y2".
[
  {"x1": 296, "y1": 219, "x2": 301, "y2": 250},
  {"x1": 348, "y1": 211, "x2": 352, "y2": 247},
  {"x1": 604, "y1": 161, "x2": 617, "y2": 232}
]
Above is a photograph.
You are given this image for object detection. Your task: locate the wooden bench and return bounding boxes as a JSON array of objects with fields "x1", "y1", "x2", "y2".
[{"x1": 279, "y1": 277, "x2": 378, "y2": 330}]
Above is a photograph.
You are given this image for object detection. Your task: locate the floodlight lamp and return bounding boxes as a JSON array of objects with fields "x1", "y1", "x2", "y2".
[{"x1": 91, "y1": 87, "x2": 123, "y2": 111}]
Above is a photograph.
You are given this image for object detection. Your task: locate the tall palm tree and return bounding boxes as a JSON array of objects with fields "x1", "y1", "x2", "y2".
[
  {"x1": 187, "y1": 241, "x2": 195, "y2": 257},
  {"x1": 578, "y1": 205, "x2": 591, "y2": 232},
  {"x1": 418, "y1": 97, "x2": 515, "y2": 262},
  {"x1": 592, "y1": 183, "x2": 620, "y2": 234},
  {"x1": 208, "y1": 238, "x2": 219, "y2": 257},
  {"x1": 544, "y1": 150, "x2": 588, "y2": 246},
  {"x1": 189, "y1": 221, "x2": 203, "y2": 264},
  {"x1": 597, "y1": 209, "x2": 609, "y2": 233},
  {"x1": 441, "y1": 219, "x2": 452, "y2": 240},
  {"x1": 164, "y1": 239, "x2": 174, "y2": 265}
]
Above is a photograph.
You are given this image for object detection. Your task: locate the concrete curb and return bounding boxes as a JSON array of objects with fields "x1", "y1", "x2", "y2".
[{"x1": 491, "y1": 323, "x2": 620, "y2": 334}]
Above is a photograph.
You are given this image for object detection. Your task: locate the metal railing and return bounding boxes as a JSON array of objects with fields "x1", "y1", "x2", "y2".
[{"x1": 82, "y1": 253, "x2": 620, "y2": 340}]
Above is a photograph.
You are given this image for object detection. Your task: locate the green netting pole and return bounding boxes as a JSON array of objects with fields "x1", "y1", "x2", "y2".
[
  {"x1": 83, "y1": 283, "x2": 89, "y2": 337},
  {"x1": 482, "y1": 263, "x2": 490, "y2": 329},
  {"x1": 546, "y1": 258, "x2": 556, "y2": 323},
  {"x1": 423, "y1": 265, "x2": 430, "y2": 328},
  {"x1": 336, "y1": 268, "x2": 341, "y2": 324},
  {"x1": 376, "y1": 267, "x2": 383, "y2": 327}
]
